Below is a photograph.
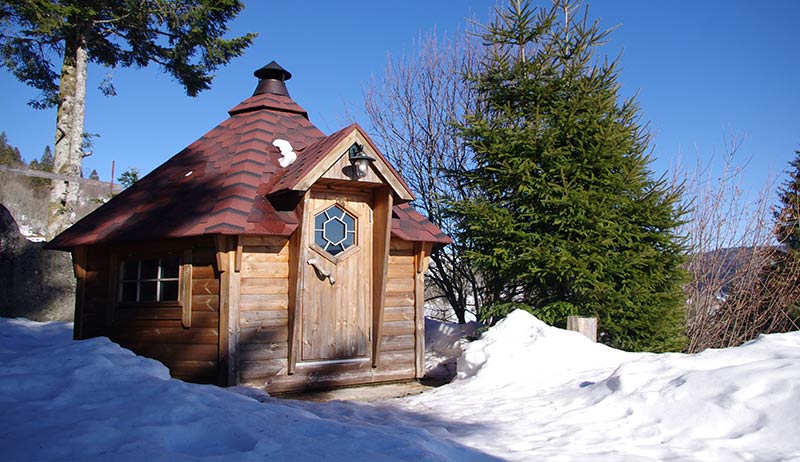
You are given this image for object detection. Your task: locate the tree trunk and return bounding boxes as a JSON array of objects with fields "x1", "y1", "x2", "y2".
[{"x1": 46, "y1": 33, "x2": 88, "y2": 240}]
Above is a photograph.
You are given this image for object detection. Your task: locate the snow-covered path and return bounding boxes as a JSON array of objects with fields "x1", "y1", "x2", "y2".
[{"x1": 2, "y1": 311, "x2": 800, "y2": 461}]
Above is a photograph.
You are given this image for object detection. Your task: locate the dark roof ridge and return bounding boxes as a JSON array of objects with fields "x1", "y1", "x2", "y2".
[{"x1": 228, "y1": 92, "x2": 310, "y2": 118}]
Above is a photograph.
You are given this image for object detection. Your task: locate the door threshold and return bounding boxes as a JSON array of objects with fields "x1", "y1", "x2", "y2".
[{"x1": 297, "y1": 357, "x2": 370, "y2": 367}]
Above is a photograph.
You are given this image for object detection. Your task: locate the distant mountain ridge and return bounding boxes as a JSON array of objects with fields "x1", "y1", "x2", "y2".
[{"x1": 688, "y1": 245, "x2": 779, "y2": 297}]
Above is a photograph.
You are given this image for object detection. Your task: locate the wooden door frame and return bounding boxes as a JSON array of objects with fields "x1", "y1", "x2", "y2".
[
  {"x1": 300, "y1": 190, "x2": 371, "y2": 362},
  {"x1": 287, "y1": 183, "x2": 393, "y2": 373}
]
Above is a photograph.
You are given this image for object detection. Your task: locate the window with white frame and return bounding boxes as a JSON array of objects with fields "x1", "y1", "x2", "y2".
[{"x1": 119, "y1": 256, "x2": 180, "y2": 303}]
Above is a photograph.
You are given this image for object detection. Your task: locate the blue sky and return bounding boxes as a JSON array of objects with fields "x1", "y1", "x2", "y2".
[{"x1": 0, "y1": 1, "x2": 797, "y2": 201}]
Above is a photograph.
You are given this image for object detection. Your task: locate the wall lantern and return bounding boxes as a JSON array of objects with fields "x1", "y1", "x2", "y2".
[{"x1": 347, "y1": 142, "x2": 375, "y2": 179}]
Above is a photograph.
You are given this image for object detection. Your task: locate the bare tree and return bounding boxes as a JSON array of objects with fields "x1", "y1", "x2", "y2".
[
  {"x1": 364, "y1": 31, "x2": 484, "y2": 323},
  {"x1": 677, "y1": 135, "x2": 799, "y2": 352}
]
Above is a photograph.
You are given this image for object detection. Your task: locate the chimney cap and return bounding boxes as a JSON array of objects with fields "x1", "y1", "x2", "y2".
[{"x1": 254, "y1": 61, "x2": 292, "y2": 81}]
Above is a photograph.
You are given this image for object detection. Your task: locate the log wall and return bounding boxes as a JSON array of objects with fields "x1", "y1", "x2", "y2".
[
  {"x1": 73, "y1": 234, "x2": 429, "y2": 393},
  {"x1": 236, "y1": 236, "x2": 291, "y2": 384},
  {"x1": 253, "y1": 237, "x2": 423, "y2": 394},
  {"x1": 74, "y1": 238, "x2": 221, "y2": 384},
  {"x1": 381, "y1": 238, "x2": 417, "y2": 374}
]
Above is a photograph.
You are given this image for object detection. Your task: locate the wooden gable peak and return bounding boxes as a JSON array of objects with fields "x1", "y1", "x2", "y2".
[{"x1": 271, "y1": 124, "x2": 414, "y2": 202}]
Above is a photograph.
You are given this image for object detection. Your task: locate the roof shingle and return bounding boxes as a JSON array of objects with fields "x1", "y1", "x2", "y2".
[{"x1": 47, "y1": 71, "x2": 449, "y2": 250}]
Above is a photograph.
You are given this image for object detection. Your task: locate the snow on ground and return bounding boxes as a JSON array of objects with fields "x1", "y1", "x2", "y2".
[
  {"x1": 397, "y1": 310, "x2": 800, "y2": 461},
  {"x1": 2, "y1": 311, "x2": 800, "y2": 461},
  {"x1": 0, "y1": 318, "x2": 489, "y2": 462},
  {"x1": 423, "y1": 317, "x2": 481, "y2": 383}
]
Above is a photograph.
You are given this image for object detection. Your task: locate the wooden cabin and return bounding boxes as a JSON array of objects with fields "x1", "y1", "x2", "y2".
[{"x1": 46, "y1": 62, "x2": 449, "y2": 393}]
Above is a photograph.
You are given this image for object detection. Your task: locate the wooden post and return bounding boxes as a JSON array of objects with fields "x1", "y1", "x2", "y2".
[
  {"x1": 72, "y1": 247, "x2": 88, "y2": 340},
  {"x1": 371, "y1": 188, "x2": 392, "y2": 368},
  {"x1": 228, "y1": 249, "x2": 240, "y2": 385},
  {"x1": 180, "y1": 249, "x2": 193, "y2": 329},
  {"x1": 414, "y1": 242, "x2": 432, "y2": 378},
  {"x1": 106, "y1": 254, "x2": 119, "y2": 328},
  {"x1": 287, "y1": 192, "x2": 308, "y2": 374},
  {"x1": 109, "y1": 160, "x2": 115, "y2": 196},
  {"x1": 216, "y1": 235, "x2": 240, "y2": 386},
  {"x1": 567, "y1": 316, "x2": 597, "y2": 342}
]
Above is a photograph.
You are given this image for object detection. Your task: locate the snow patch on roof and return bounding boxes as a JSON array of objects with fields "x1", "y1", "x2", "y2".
[{"x1": 272, "y1": 139, "x2": 297, "y2": 168}]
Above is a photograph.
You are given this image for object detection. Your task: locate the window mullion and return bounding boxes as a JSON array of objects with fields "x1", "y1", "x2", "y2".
[
  {"x1": 136, "y1": 261, "x2": 142, "y2": 302},
  {"x1": 156, "y1": 258, "x2": 162, "y2": 302}
]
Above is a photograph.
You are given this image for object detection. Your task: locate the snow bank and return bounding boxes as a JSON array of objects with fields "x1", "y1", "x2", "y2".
[
  {"x1": 399, "y1": 310, "x2": 800, "y2": 461},
  {"x1": 423, "y1": 317, "x2": 481, "y2": 382},
  {"x1": 0, "y1": 317, "x2": 492, "y2": 462},
  {"x1": 456, "y1": 309, "x2": 633, "y2": 386},
  {"x1": 4, "y1": 310, "x2": 800, "y2": 462},
  {"x1": 578, "y1": 332, "x2": 800, "y2": 457}
]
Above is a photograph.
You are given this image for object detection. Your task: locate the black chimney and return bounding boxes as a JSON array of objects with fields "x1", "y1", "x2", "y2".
[{"x1": 253, "y1": 61, "x2": 292, "y2": 97}]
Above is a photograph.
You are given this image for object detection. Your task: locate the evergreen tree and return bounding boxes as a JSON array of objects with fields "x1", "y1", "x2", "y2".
[
  {"x1": 451, "y1": 0, "x2": 687, "y2": 352},
  {"x1": 771, "y1": 149, "x2": 800, "y2": 324},
  {"x1": 117, "y1": 167, "x2": 140, "y2": 190},
  {"x1": 88, "y1": 169, "x2": 99, "y2": 181},
  {"x1": 39, "y1": 146, "x2": 54, "y2": 172},
  {"x1": 29, "y1": 146, "x2": 54, "y2": 189},
  {"x1": 775, "y1": 150, "x2": 800, "y2": 251},
  {"x1": 0, "y1": 131, "x2": 24, "y2": 167}
]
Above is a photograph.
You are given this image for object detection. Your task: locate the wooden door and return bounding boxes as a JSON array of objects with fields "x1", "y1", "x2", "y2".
[{"x1": 301, "y1": 189, "x2": 372, "y2": 361}]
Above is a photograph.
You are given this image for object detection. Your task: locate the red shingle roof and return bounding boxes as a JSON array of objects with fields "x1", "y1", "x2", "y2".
[
  {"x1": 393, "y1": 203, "x2": 452, "y2": 245},
  {"x1": 47, "y1": 74, "x2": 449, "y2": 250}
]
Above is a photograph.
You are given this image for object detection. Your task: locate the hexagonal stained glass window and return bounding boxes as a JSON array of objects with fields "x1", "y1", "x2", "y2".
[{"x1": 314, "y1": 205, "x2": 356, "y2": 256}]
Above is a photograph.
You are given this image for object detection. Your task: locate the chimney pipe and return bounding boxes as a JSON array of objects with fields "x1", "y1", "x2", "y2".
[{"x1": 253, "y1": 61, "x2": 292, "y2": 97}]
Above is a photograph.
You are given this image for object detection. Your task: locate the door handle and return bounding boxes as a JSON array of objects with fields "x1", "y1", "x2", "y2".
[{"x1": 307, "y1": 258, "x2": 336, "y2": 285}]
